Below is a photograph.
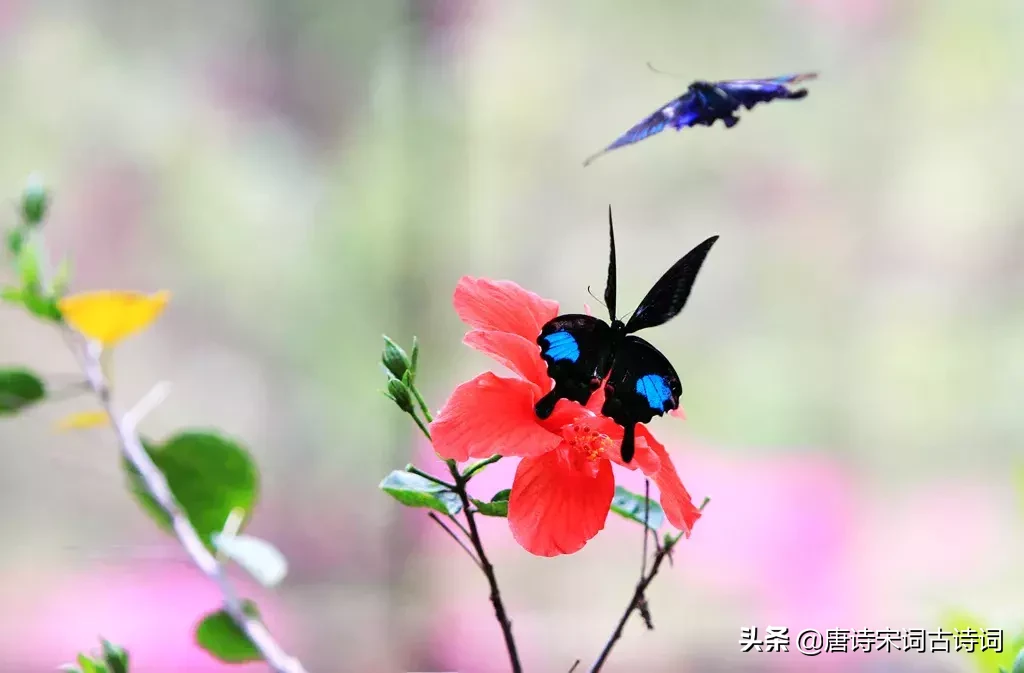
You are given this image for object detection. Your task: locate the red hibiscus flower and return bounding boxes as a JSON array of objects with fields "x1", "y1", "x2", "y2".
[{"x1": 430, "y1": 277, "x2": 703, "y2": 557}]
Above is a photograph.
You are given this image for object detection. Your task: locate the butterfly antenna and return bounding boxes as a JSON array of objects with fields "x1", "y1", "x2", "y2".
[
  {"x1": 646, "y1": 61, "x2": 688, "y2": 80},
  {"x1": 605, "y1": 206, "x2": 617, "y2": 320},
  {"x1": 586, "y1": 285, "x2": 608, "y2": 311}
]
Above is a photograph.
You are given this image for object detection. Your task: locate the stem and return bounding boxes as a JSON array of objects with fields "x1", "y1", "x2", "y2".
[
  {"x1": 462, "y1": 453, "x2": 501, "y2": 480},
  {"x1": 410, "y1": 411, "x2": 432, "y2": 440},
  {"x1": 405, "y1": 464, "x2": 455, "y2": 490},
  {"x1": 448, "y1": 462, "x2": 522, "y2": 673},
  {"x1": 411, "y1": 385, "x2": 432, "y2": 422},
  {"x1": 32, "y1": 233, "x2": 308, "y2": 673},
  {"x1": 588, "y1": 542, "x2": 675, "y2": 673},
  {"x1": 588, "y1": 498, "x2": 710, "y2": 673},
  {"x1": 428, "y1": 513, "x2": 481, "y2": 569},
  {"x1": 405, "y1": 382, "x2": 519, "y2": 671}
]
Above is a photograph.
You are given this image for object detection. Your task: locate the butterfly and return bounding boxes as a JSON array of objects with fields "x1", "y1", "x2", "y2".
[
  {"x1": 534, "y1": 207, "x2": 718, "y2": 463},
  {"x1": 583, "y1": 72, "x2": 817, "y2": 166}
]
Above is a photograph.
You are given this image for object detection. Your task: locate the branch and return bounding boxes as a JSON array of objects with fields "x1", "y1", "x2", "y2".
[
  {"x1": 448, "y1": 461, "x2": 523, "y2": 673},
  {"x1": 66, "y1": 334, "x2": 309, "y2": 673},
  {"x1": 427, "y1": 512, "x2": 481, "y2": 569},
  {"x1": 403, "y1": 384, "x2": 522, "y2": 673},
  {"x1": 588, "y1": 496, "x2": 710, "y2": 673}
]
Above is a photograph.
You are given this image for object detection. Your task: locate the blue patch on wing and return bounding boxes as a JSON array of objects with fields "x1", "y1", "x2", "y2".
[
  {"x1": 635, "y1": 374, "x2": 672, "y2": 411},
  {"x1": 543, "y1": 331, "x2": 580, "y2": 363}
]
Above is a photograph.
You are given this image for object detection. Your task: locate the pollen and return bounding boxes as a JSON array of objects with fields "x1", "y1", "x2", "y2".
[{"x1": 563, "y1": 420, "x2": 612, "y2": 462}]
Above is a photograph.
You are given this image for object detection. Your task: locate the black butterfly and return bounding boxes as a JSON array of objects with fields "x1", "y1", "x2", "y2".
[
  {"x1": 534, "y1": 208, "x2": 718, "y2": 463},
  {"x1": 583, "y1": 73, "x2": 817, "y2": 166}
]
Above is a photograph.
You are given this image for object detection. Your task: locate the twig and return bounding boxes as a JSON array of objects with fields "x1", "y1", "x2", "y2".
[
  {"x1": 462, "y1": 454, "x2": 501, "y2": 480},
  {"x1": 637, "y1": 480, "x2": 654, "y2": 630},
  {"x1": 32, "y1": 226, "x2": 308, "y2": 673},
  {"x1": 446, "y1": 512, "x2": 473, "y2": 541},
  {"x1": 587, "y1": 539, "x2": 675, "y2": 673},
  {"x1": 69, "y1": 336, "x2": 309, "y2": 673},
  {"x1": 427, "y1": 512, "x2": 481, "y2": 569},
  {"x1": 448, "y1": 462, "x2": 522, "y2": 673},
  {"x1": 405, "y1": 463, "x2": 455, "y2": 490},
  {"x1": 406, "y1": 384, "x2": 521, "y2": 672},
  {"x1": 410, "y1": 412, "x2": 432, "y2": 440},
  {"x1": 588, "y1": 498, "x2": 710, "y2": 673}
]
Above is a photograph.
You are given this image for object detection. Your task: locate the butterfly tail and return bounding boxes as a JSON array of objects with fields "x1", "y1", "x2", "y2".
[{"x1": 620, "y1": 423, "x2": 636, "y2": 463}]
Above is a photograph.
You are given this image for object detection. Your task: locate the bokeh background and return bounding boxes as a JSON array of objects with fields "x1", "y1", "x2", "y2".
[{"x1": 1, "y1": 0, "x2": 1023, "y2": 671}]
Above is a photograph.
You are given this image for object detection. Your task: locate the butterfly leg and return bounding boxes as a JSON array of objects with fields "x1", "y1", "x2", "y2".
[
  {"x1": 620, "y1": 423, "x2": 636, "y2": 463},
  {"x1": 535, "y1": 379, "x2": 597, "y2": 419},
  {"x1": 534, "y1": 390, "x2": 560, "y2": 419},
  {"x1": 721, "y1": 114, "x2": 740, "y2": 128}
]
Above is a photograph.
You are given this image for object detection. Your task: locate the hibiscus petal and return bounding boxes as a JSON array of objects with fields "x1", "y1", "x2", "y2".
[
  {"x1": 636, "y1": 427, "x2": 702, "y2": 535},
  {"x1": 508, "y1": 448, "x2": 615, "y2": 557},
  {"x1": 429, "y1": 373, "x2": 562, "y2": 462},
  {"x1": 463, "y1": 330, "x2": 551, "y2": 391},
  {"x1": 453, "y1": 277, "x2": 559, "y2": 341}
]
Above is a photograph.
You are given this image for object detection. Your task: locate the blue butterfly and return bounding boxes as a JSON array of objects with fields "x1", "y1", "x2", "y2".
[
  {"x1": 535, "y1": 207, "x2": 718, "y2": 463},
  {"x1": 583, "y1": 73, "x2": 817, "y2": 166}
]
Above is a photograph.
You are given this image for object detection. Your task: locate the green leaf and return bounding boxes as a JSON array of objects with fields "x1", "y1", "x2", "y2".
[
  {"x1": 21, "y1": 287, "x2": 62, "y2": 322},
  {"x1": 76, "y1": 654, "x2": 105, "y2": 673},
  {"x1": 609, "y1": 486, "x2": 664, "y2": 530},
  {"x1": 473, "y1": 489, "x2": 510, "y2": 517},
  {"x1": 213, "y1": 532, "x2": 288, "y2": 587},
  {"x1": 17, "y1": 243, "x2": 41, "y2": 290},
  {"x1": 944, "y1": 612, "x2": 1023, "y2": 672},
  {"x1": 100, "y1": 638, "x2": 129, "y2": 673},
  {"x1": 123, "y1": 431, "x2": 260, "y2": 551},
  {"x1": 52, "y1": 257, "x2": 72, "y2": 296},
  {"x1": 0, "y1": 367, "x2": 46, "y2": 416},
  {"x1": 1, "y1": 287, "x2": 21, "y2": 305},
  {"x1": 195, "y1": 601, "x2": 263, "y2": 663},
  {"x1": 379, "y1": 470, "x2": 462, "y2": 516}
]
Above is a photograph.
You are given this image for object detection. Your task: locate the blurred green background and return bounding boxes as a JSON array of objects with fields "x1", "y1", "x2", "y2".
[{"x1": 1, "y1": 0, "x2": 1023, "y2": 671}]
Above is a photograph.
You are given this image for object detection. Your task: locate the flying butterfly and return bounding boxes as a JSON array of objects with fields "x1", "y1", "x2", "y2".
[
  {"x1": 535, "y1": 207, "x2": 718, "y2": 463},
  {"x1": 583, "y1": 72, "x2": 818, "y2": 166}
]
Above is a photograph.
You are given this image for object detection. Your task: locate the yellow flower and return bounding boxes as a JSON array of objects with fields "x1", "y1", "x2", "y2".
[
  {"x1": 56, "y1": 410, "x2": 110, "y2": 432},
  {"x1": 58, "y1": 290, "x2": 171, "y2": 346}
]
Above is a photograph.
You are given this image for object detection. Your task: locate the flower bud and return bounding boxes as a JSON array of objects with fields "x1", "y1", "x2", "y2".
[
  {"x1": 382, "y1": 335, "x2": 413, "y2": 382},
  {"x1": 386, "y1": 378, "x2": 415, "y2": 414},
  {"x1": 21, "y1": 173, "x2": 48, "y2": 227}
]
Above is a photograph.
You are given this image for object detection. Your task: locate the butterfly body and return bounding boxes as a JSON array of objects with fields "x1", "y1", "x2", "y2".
[
  {"x1": 534, "y1": 209, "x2": 717, "y2": 462},
  {"x1": 583, "y1": 72, "x2": 817, "y2": 166}
]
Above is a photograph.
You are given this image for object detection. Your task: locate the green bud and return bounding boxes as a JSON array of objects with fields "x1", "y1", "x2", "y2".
[
  {"x1": 382, "y1": 335, "x2": 413, "y2": 382},
  {"x1": 21, "y1": 173, "x2": 48, "y2": 227},
  {"x1": 386, "y1": 378, "x2": 415, "y2": 414},
  {"x1": 410, "y1": 336, "x2": 420, "y2": 376},
  {"x1": 6, "y1": 228, "x2": 24, "y2": 256}
]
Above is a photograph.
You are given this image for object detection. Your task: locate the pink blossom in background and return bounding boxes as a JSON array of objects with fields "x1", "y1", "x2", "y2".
[
  {"x1": 792, "y1": 0, "x2": 888, "y2": 27},
  {"x1": 1, "y1": 561, "x2": 292, "y2": 672}
]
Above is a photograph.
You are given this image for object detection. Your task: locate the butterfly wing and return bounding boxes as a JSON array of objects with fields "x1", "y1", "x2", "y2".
[
  {"x1": 534, "y1": 314, "x2": 614, "y2": 418},
  {"x1": 601, "y1": 336, "x2": 682, "y2": 462},
  {"x1": 624, "y1": 235, "x2": 718, "y2": 334},
  {"x1": 583, "y1": 91, "x2": 702, "y2": 166},
  {"x1": 716, "y1": 73, "x2": 817, "y2": 110}
]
